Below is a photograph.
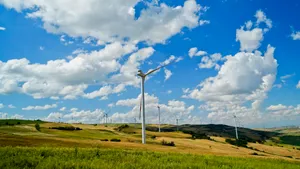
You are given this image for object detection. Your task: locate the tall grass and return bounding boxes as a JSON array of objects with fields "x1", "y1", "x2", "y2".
[{"x1": 0, "y1": 147, "x2": 299, "y2": 169}]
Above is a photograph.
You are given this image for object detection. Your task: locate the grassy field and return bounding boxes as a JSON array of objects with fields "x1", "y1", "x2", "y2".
[
  {"x1": 1, "y1": 147, "x2": 299, "y2": 169},
  {"x1": 0, "y1": 120, "x2": 299, "y2": 168}
]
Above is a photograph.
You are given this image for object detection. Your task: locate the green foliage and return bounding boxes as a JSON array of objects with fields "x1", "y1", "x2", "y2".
[
  {"x1": 280, "y1": 136, "x2": 300, "y2": 146},
  {"x1": 110, "y1": 138, "x2": 121, "y2": 142},
  {"x1": 161, "y1": 140, "x2": 175, "y2": 147},
  {"x1": 17, "y1": 122, "x2": 21, "y2": 125},
  {"x1": 115, "y1": 124, "x2": 129, "y2": 131},
  {"x1": 0, "y1": 147, "x2": 299, "y2": 169},
  {"x1": 35, "y1": 123, "x2": 41, "y2": 131},
  {"x1": 225, "y1": 139, "x2": 248, "y2": 147},
  {"x1": 49, "y1": 126, "x2": 82, "y2": 131}
]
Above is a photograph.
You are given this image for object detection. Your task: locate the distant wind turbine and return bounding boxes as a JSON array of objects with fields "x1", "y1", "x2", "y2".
[
  {"x1": 233, "y1": 114, "x2": 239, "y2": 140},
  {"x1": 157, "y1": 105, "x2": 161, "y2": 132},
  {"x1": 137, "y1": 63, "x2": 171, "y2": 144}
]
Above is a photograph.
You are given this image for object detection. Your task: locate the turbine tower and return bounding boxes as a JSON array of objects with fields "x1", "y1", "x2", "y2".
[
  {"x1": 233, "y1": 114, "x2": 239, "y2": 140},
  {"x1": 157, "y1": 105, "x2": 161, "y2": 132},
  {"x1": 137, "y1": 63, "x2": 170, "y2": 144}
]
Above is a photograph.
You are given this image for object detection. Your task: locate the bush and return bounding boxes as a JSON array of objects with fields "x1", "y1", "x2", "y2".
[
  {"x1": 225, "y1": 139, "x2": 248, "y2": 147},
  {"x1": 250, "y1": 152, "x2": 259, "y2": 156},
  {"x1": 100, "y1": 139, "x2": 108, "y2": 142},
  {"x1": 35, "y1": 123, "x2": 41, "y2": 131},
  {"x1": 5, "y1": 122, "x2": 8, "y2": 125},
  {"x1": 49, "y1": 126, "x2": 82, "y2": 131},
  {"x1": 192, "y1": 133, "x2": 211, "y2": 140},
  {"x1": 161, "y1": 140, "x2": 175, "y2": 147},
  {"x1": 151, "y1": 135, "x2": 156, "y2": 139},
  {"x1": 17, "y1": 122, "x2": 21, "y2": 125},
  {"x1": 115, "y1": 124, "x2": 129, "y2": 131},
  {"x1": 110, "y1": 138, "x2": 121, "y2": 142}
]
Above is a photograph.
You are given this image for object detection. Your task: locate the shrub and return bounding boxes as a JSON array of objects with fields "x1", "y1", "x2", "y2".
[
  {"x1": 100, "y1": 139, "x2": 108, "y2": 142},
  {"x1": 161, "y1": 140, "x2": 175, "y2": 147},
  {"x1": 225, "y1": 139, "x2": 248, "y2": 147},
  {"x1": 115, "y1": 124, "x2": 129, "y2": 131},
  {"x1": 192, "y1": 133, "x2": 211, "y2": 140},
  {"x1": 250, "y1": 152, "x2": 259, "y2": 156},
  {"x1": 49, "y1": 126, "x2": 82, "y2": 131},
  {"x1": 5, "y1": 122, "x2": 8, "y2": 125},
  {"x1": 35, "y1": 123, "x2": 41, "y2": 131},
  {"x1": 17, "y1": 122, "x2": 21, "y2": 125},
  {"x1": 110, "y1": 138, "x2": 121, "y2": 142},
  {"x1": 151, "y1": 135, "x2": 156, "y2": 139}
]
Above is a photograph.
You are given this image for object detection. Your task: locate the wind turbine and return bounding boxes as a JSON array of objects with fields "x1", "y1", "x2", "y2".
[
  {"x1": 137, "y1": 63, "x2": 170, "y2": 144},
  {"x1": 157, "y1": 105, "x2": 161, "y2": 132},
  {"x1": 233, "y1": 114, "x2": 239, "y2": 140},
  {"x1": 176, "y1": 118, "x2": 179, "y2": 132}
]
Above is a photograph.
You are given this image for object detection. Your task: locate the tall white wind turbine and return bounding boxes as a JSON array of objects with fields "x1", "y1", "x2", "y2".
[
  {"x1": 137, "y1": 64, "x2": 170, "y2": 144},
  {"x1": 233, "y1": 114, "x2": 239, "y2": 140},
  {"x1": 157, "y1": 105, "x2": 161, "y2": 132}
]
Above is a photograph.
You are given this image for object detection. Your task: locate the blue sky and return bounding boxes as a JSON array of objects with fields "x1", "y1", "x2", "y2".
[{"x1": 0, "y1": 0, "x2": 299, "y2": 128}]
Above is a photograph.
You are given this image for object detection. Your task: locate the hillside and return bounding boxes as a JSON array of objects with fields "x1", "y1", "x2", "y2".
[{"x1": 147, "y1": 124, "x2": 279, "y2": 143}]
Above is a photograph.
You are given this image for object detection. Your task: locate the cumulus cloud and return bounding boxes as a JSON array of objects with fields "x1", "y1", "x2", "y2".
[
  {"x1": 0, "y1": 103, "x2": 4, "y2": 109},
  {"x1": 0, "y1": 0, "x2": 205, "y2": 45},
  {"x1": 63, "y1": 109, "x2": 105, "y2": 123},
  {"x1": 198, "y1": 53, "x2": 223, "y2": 70},
  {"x1": 8, "y1": 104, "x2": 16, "y2": 108},
  {"x1": 114, "y1": 93, "x2": 197, "y2": 124},
  {"x1": 44, "y1": 112, "x2": 63, "y2": 122},
  {"x1": 236, "y1": 10, "x2": 272, "y2": 52},
  {"x1": 188, "y1": 47, "x2": 207, "y2": 58},
  {"x1": 164, "y1": 68, "x2": 172, "y2": 81},
  {"x1": 60, "y1": 107, "x2": 66, "y2": 111},
  {"x1": 22, "y1": 104, "x2": 57, "y2": 111},
  {"x1": 266, "y1": 104, "x2": 287, "y2": 111},
  {"x1": 0, "y1": 42, "x2": 138, "y2": 99},
  {"x1": 11, "y1": 114, "x2": 24, "y2": 119},
  {"x1": 291, "y1": 31, "x2": 300, "y2": 40},
  {"x1": 0, "y1": 26, "x2": 5, "y2": 31},
  {"x1": 184, "y1": 11, "x2": 277, "y2": 124},
  {"x1": 297, "y1": 81, "x2": 300, "y2": 89}
]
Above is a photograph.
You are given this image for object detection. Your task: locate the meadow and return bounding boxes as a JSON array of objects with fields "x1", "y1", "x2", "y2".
[
  {"x1": 0, "y1": 120, "x2": 299, "y2": 168},
  {"x1": 1, "y1": 147, "x2": 300, "y2": 169}
]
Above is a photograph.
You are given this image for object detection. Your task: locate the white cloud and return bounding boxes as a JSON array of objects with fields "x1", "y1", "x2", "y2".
[
  {"x1": 164, "y1": 68, "x2": 172, "y2": 81},
  {"x1": 113, "y1": 93, "x2": 197, "y2": 124},
  {"x1": 266, "y1": 104, "x2": 300, "y2": 120},
  {"x1": 60, "y1": 107, "x2": 66, "y2": 111},
  {"x1": 167, "y1": 90, "x2": 172, "y2": 94},
  {"x1": 63, "y1": 109, "x2": 105, "y2": 123},
  {"x1": 199, "y1": 20, "x2": 210, "y2": 26},
  {"x1": 8, "y1": 104, "x2": 16, "y2": 108},
  {"x1": 0, "y1": 0, "x2": 205, "y2": 45},
  {"x1": 0, "y1": 42, "x2": 137, "y2": 99},
  {"x1": 22, "y1": 104, "x2": 57, "y2": 111},
  {"x1": 161, "y1": 55, "x2": 183, "y2": 66},
  {"x1": 297, "y1": 81, "x2": 300, "y2": 89},
  {"x1": 44, "y1": 112, "x2": 63, "y2": 121},
  {"x1": 184, "y1": 11, "x2": 277, "y2": 124},
  {"x1": 108, "y1": 103, "x2": 114, "y2": 108},
  {"x1": 188, "y1": 47, "x2": 207, "y2": 58},
  {"x1": 0, "y1": 27, "x2": 5, "y2": 31},
  {"x1": 291, "y1": 31, "x2": 300, "y2": 40},
  {"x1": 11, "y1": 114, "x2": 24, "y2": 119},
  {"x1": 84, "y1": 84, "x2": 126, "y2": 99},
  {"x1": 236, "y1": 10, "x2": 272, "y2": 52},
  {"x1": 255, "y1": 10, "x2": 272, "y2": 29},
  {"x1": 198, "y1": 53, "x2": 223, "y2": 70},
  {"x1": 39, "y1": 46, "x2": 44, "y2": 51},
  {"x1": 0, "y1": 103, "x2": 4, "y2": 109},
  {"x1": 72, "y1": 49, "x2": 87, "y2": 55},
  {"x1": 0, "y1": 112, "x2": 8, "y2": 119},
  {"x1": 266, "y1": 104, "x2": 287, "y2": 111}
]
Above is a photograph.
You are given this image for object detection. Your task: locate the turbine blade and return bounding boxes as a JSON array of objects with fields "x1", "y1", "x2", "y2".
[{"x1": 145, "y1": 62, "x2": 172, "y2": 76}]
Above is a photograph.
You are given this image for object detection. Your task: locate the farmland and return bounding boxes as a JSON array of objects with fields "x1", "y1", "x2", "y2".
[{"x1": 0, "y1": 120, "x2": 299, "y2": 168}]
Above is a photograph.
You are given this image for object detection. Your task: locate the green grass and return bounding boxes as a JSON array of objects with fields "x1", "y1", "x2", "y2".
[
  {"x1": 0, "y1": 147, "x2": 299, "y2": 169},
  {"x1": 0, "y1": 119, "x2": 43, "y2": 126}
]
